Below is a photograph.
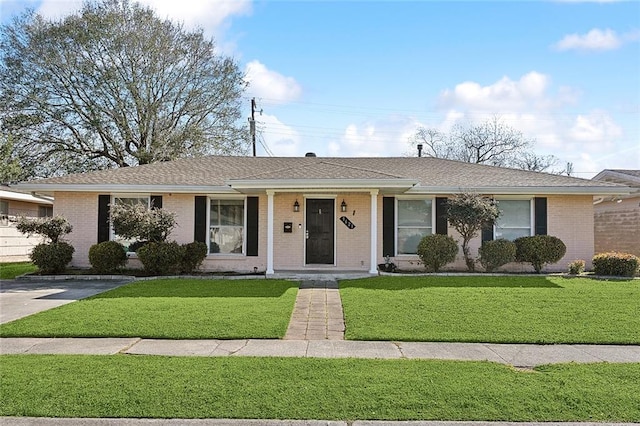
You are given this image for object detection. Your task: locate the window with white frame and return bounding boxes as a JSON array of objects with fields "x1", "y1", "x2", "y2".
[
  {"x1": 209, "y1": 198, "x2": 245, "y2": 254},
  {"x1": 495, "y1": 199, "x2": 532, "y2": 241},
  {"x1": 111, "y1": 195, "x2": 150, "y2": 252},
  {"x1": 397, "y1": 199, "x2": 433, "y2": 255}
]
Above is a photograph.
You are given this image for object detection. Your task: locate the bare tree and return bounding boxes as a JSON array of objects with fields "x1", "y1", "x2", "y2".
[
  {"x1": 410, "y1": 116, "x2": 559, "y2": 172},
  {"x1": 1, "y1": 0, "x2": 248, "y2": 177}
]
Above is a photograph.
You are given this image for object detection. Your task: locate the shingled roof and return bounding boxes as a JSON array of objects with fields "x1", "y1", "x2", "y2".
[{"x1": 17, "y1": 156, "x2": 629, "y2": 195}]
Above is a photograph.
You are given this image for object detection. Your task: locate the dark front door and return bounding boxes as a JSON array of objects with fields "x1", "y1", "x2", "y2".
[{"x1": 306, "y1": 199, "x2": 334, "y2": 264}]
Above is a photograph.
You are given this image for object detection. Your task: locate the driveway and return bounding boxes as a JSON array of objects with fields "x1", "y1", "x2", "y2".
[{"x1": 0, "y1": 279, "x2": 132, "y2": 324}]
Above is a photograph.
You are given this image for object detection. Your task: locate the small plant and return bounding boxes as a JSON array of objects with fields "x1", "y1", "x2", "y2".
[
  {"x1": 446, "y1": 193, "x2": 500, "y2": 271},
  {"x1": 592, "y1": 252, "x2": 640, "y2": 277},
  {"x1": 515, "y1": 235, "x2": 566, "y2": 273},
  {"x1": 568, "y1": 259, "x2": 586, "y2": 275},
  {"x1": 136, "y1": 241, "x2": 185, "y2": 275},
  {"x1": 181, "y1": 241, "x2": 208, "y2": 273},
  {"x1": 416, "y1": 234, "x2": 458, "y2": 273},
  {"x1": 378, "y1": 255, "x2": 397, "y2": 273},
  {"x1": 89, "y1": 241, "x2": 127, "y2": 274},
  {"x1": 478, "y1": 239, "x2": 516, "y2": 272},
  {"x1": 30, "y1": 242, "x2": 74, "y2": 274}
]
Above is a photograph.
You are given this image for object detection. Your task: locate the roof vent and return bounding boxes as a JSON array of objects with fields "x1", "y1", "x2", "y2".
[{"x1": 305, "y1": 152, "x2": 317, "y2": 157}]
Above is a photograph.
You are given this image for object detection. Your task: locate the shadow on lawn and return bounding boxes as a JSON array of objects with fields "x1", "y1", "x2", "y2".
[
  {"x1": 339, "y1": 275, "x2": 562, "y2": 290},
  {"x1": 89, "y1": 279, "x2": 300, "y2": 299}
]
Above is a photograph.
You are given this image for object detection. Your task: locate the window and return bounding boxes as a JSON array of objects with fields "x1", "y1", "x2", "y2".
[
  {"x1": 111, "y1": 195, "x2": 150, "y2": 252},
  {"x1": 209, "y1": 199, "x2": 244, "y2": 254},
  {"x1": 397, "y1": 199, "x2": 433, "y2": 255},
  {"x1": 0, "y1": 200, "x2": 8, "y2": 226},
  {"x1": 38, "y1": 206, "x2": 53, "y2": 218},
  {"x1": 495, "y1": 199, "x2": 532, "y2": 241}
]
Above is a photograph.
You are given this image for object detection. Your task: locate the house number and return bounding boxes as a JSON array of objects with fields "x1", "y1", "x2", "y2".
[{"x1": 339, "y1": 216, "x2": 356, "y2": 229}]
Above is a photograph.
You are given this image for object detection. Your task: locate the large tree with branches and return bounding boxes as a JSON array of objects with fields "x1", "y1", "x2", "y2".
[
  {"x1": 412, "y1": 116, "x2": 558, "y2": 172},
  {"x1": 0, "y1": 0, "x2": 248, "y2": 178}
]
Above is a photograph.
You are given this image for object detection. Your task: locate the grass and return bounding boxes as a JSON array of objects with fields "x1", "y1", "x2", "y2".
[
  {"x1": 0, "y1": 279, "x2": 298, "y2": 339},
  {"x1": 1, "y1": 355, "x2": 638, "y2": 420},
  {"x1": 340, "y1": 276, "x2": 640, "y2": 344},
  {"x1": 0, "y1": 262, "x2": 37, "y2": 279}
]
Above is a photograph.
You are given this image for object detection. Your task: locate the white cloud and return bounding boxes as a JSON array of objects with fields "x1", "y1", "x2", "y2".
[
  {"x1": 553, "y1": 28, "x2": 626, "y2": 51},
  {"x1": 36, "y1": 0, "x2": 84, "y2": 20},
  {"x1": 244, "y1": 60, "x2": 302, "y2": 103},
  {"x1": 568, "y1": 110, "x2": 623, "y2": 143},
  {"x1": 138, "y1": 0, "x2": 251, "y2": 30},
  {"x1": 255, "y1": 114, "x2": 301, "y2": 157},
  {"x1": 439, "y1": 72, "x2": 550, "y2": 111}
]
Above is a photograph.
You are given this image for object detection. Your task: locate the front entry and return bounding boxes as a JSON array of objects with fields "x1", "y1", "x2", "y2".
[{"x1": 305, "y1": 199, "x2": 335, "y2": 264}]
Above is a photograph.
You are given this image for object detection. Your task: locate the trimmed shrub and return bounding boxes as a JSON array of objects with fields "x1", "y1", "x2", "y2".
[
  {"x1": 30, "y1": 242, "x2": 74, "y2": 274},
  {"x1": 416, "y1": 234, "x2": 459, "y2": 273},
  {"x1": 16, "y1": 215, "x2": 72, "y2": 244},
  {"x1": 515, "y1": 235, "x2": 566, "y2": 273},
  {"x1": 478, "y1": 239, "x2": 516, "y2": 272},
  {"x1": 181, "y1": 241, "x2": 208, "y2": 273},
  {"x1": 592, "y1": 252, "x2": 640, "y2": 277},
  {"x1": 568, "y1": 259, "x2": 586, "y2": 275},
  {"x1": 136, "y1": 241, "x2": 185, "y2": 275},
  {"x1": 89, "y1": 241, "x2": 127, "y2": 273}
]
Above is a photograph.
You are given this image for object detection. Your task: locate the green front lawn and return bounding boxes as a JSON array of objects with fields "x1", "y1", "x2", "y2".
[
  {"x1": 1, "y1": 355, "x2": 638, "y2": 421},
  {"x1": 0, "y1": 262, "x2": 37, "y2": 279},
  {"x1": 340, "y1": 276, "x2": 640, "y2": 344},
  {"x1": 0, "y1": 279, "x2": 298, "y2": 339}
]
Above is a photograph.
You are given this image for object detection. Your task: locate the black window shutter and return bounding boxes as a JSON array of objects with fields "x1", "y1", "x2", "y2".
[
  {"x1": 194, "y1": 196, "x2": 207, "y2": 243},
  {"x1": 382, "y1": 197, "x2": 395, "y2": 257},
  {"x1": 534, "y1": 197, "x2": 547, "y2": 235},
  {"x1": 435, "y1": 197, "x2": 448, "y2": 235},
  {"x1": 246, "y1": 196, "x2": 259, "y2": 256},
  {"x1": 481, "y1": 222, "x2": 494, "y2": 244},
  {"x1": 97, "y1": 195, "x2": 111, "y2": 243},
  {"x1": 150, "y1": 195, "x2": 162, "y2": 209}
]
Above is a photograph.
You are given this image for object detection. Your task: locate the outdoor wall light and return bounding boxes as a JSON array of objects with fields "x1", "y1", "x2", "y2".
[
  {"x1": 341, "y1": 199, "x2": 347, "y2": 212},
  {"x1": 293, "y1": 199, "x2": 300, "y2": 212}
]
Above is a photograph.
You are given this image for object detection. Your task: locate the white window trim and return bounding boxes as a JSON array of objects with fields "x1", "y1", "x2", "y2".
[
  {"x1": 493, "y1": 197, "x2": 534, "y2": 240},
  {"x1": 395, "y1": 196, "x2": 435, "y2": 257},
  {"x1": 110, "y1": 194, "x2": 151, "y2": 254},
  {"x1": 207, "y1": 196, "x2": 247, "y2": 256}
]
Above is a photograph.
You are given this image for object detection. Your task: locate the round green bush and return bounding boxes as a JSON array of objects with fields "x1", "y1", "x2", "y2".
[
  {"x1": 515, "y1": 235, "x2": 566, "y2": 273},
  {"x1": 416, "y1": 234, "x2": 459, "y2": 272},
  {"x1": 89, "y1": 241, "x2": 127, "y2": 273},
  {"x1": 478, "y1": 239, "x2": 516, "y2": 272},
  {"x1": 30, "y1": 242, "x2": 75, "y2": 274},
  {"x1": 592, "y1": 252, "x2": 639, "y2": 277},
  {"x1": 181, "y1": 241, "x2": 208, "y2": 273},
  {"x1": 136, "y1": 241, "x2": 185, "y2": 275}
]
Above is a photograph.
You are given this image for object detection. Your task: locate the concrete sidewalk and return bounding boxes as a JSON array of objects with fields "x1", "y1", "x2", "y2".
[{"x1": 2, "y1": 337, "x2": 640, "y2": 367}]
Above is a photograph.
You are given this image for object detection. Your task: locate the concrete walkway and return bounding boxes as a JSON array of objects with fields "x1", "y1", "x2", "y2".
[
  {"x1": 2, "y1": 337, "x2": 640, "y2": 367},
  {"x1": 284, "y1": 280, "x2": 345, "y2": 340}
]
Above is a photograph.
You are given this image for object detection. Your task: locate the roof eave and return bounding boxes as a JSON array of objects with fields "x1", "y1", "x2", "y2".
[
  {"x1": 227, "y1": 178, "x2": 418, "y2": 191},
  {"x1": 407, "y1": 186, "x2": 634, "y2": 196},
  {"x1": 14, "y1": 183, "x2": 238, "y2": 196}
]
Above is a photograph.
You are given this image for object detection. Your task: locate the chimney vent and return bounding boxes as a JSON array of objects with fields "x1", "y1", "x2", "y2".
[
  {"x1": 305, "y1": 152, "x2": 317, "y2": 157},
  {"x1": 417, "y1": 144, "x2": 423, "y2": 157}
]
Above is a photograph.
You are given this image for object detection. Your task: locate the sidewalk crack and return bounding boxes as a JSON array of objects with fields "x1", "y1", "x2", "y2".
[
  {"x1": 228, "y1": 339, "x2": 249, "y2": 355},
  {"x1": 118, "y1": 337, "x2": 142, "y2": 354},
  {"x1": 392, "y1": 341, "x2": 406, "y2": 358},
  {"x1": 484, "y1": 343, "x2": 511, "y2": 365}
]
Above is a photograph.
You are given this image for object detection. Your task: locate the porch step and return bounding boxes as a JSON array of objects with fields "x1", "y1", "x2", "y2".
[{"x1": 284, "y1": 280, "x2": 345, "y2": 340}]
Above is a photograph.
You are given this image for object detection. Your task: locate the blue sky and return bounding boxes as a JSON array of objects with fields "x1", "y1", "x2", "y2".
[{"x1": 1, "y1": 0, "x2": 639, "y2": 177}]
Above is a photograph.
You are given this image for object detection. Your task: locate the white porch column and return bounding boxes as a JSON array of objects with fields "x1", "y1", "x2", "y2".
[
  {"x1": 266, "y1": 190, "x2": 275, "y2": 275},
  {"x1": 369, "y1": 189, "x2": 379, "y2": 274}
]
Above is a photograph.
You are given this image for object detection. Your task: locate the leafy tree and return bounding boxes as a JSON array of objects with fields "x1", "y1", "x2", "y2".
[
  {"x1": 447, "y1": 192, "x2": 500, "y2": 271},
  {"x1": 110, "y1": 202, "x2": 176, "y2": 244},
  {"x1": 411, "y1": 116, "x2": 558, "y2": 172},
  {"x1": 0, "y1": 134, "x2": 26, "y2": 184},
  {"x1": 16, "y1": 216, "x2": 73, "y2": 244},
  {"x1": 1, "y1": 0, "x2": 248, "y2": 178}
]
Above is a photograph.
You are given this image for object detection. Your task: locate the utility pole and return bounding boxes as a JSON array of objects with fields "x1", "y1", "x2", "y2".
[{"x1": 249, "y1": 98, "x2": 258, "y2": 157}]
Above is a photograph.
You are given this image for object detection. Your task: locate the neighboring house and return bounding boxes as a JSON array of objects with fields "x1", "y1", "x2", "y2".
[
  {"x1": 0, "y1": 186, "x2": 54, "y2": 262},
  {"x1": 17, "y1": 156, "x2": 630, "y2": 274},
  {"x1": 592, "y1": 169, "x2": 640, "y2": 257}
]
